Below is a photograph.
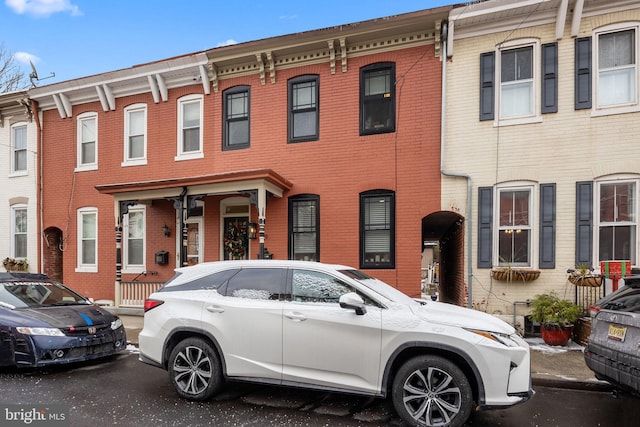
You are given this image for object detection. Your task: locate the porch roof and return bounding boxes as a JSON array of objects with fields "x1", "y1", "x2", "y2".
[{"x1": 95, "y1": 168, "x2": 293, "y2": 198}]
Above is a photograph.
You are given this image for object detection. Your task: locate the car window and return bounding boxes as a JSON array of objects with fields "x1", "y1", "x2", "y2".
[
  {"x1": 291, "y1": 269, "x2": 377, "y2": 305},
  {"x1": 601, "y1": 287, "x2": 640, "y2": 313},
  {"x1": 222, "y1": 268, "x2": 285, "y2": 300},
  {"x1": 161, "y1": 269, "x2": 240, "y2": 292},
  {"x1": 0, "y1": 282, "x2": 88, "y2": 308}
]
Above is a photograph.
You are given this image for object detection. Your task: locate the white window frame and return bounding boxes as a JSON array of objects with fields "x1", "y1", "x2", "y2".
[
  {"x1": 595, "y1": 176, "x2": 639, "y2": 266},
  {"x1": 494, "y1": 183, "x2": 536, "y2": 268},
  {"x1": 76, "y1": 112, "x2": 98, "y2": 171},
  {"x1": 123, "y1": 205, "x2": 146, "y2": 273},
  {"x1": 11, "y1": 204, "x2": 27, "y2": 259},
  {"x1": 593, "y1": 23, "x2": 640, "y2": 116},
  {"x1": 495, "y1": 38, "x2": 542, "y2": 127},
  {"x1": 176, "y1": 94, "x2": 204, "y2": 161},
  {"x1": 122, "y1": 103, "x2": 147, "y2": 166},
  {"x1": 10, "y1": 122, "x2": 28, "y2": 176},
  {"x1": 76, "y1": 207, "x2": 98, "y2": 272}
]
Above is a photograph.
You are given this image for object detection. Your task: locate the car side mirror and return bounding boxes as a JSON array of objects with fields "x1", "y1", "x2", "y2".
[{"x1": 339, "y1": 292, "x2": 367, "y2": 315}]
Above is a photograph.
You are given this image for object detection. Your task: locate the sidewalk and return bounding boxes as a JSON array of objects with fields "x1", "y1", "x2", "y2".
[{"x1": 116, "y1": 313, "x2": 611, "y2": 392}]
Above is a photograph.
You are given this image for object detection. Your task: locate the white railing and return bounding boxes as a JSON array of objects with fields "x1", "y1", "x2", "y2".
[{"x1": 118, "y1": 281, "x2": 164, "y2": 307}]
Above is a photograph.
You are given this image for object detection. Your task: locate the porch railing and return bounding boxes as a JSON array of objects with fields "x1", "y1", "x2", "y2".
[{"x1": 118, "y1": 281, "x2": 164, "y2": 308}]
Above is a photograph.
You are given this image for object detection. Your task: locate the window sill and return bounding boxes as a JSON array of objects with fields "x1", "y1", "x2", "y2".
[
  {"x1": 174, "y1": 152, "x2": 204, "y2": 161},
  {"x1": 493, "y1": 116, "x2": 542, "y2": 127},
  {"x1": 591, "y1": 104, "x2": 640, "y2": 118},
  {"x1": 8, "y1": 171, "x2": 29, "y2": 178},
  {"x1": 75, "y1": 164, "x2": 98, "y2": 172},
  {"x1": 75, "y1": 266, "x2": 98, "y2": 273},
  {"x1": 121, "y1": 159, "x2": 148, "y2": 167}
]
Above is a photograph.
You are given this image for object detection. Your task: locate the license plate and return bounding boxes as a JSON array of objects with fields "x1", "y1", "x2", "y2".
[{"x1": 607, "y1": 324, "x2": 627, "y2": 342}]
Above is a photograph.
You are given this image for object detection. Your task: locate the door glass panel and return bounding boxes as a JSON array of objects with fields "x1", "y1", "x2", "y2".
[
  {"x1": 224, "y1": 217, "x2": 249, "y2": 260},
  {"x1": 186, "y1": 222, "x2": 200, "y2": 266}
]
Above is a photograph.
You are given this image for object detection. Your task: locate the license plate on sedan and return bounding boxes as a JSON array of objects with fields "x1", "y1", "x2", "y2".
[{"x1": 607, "y1": 324, "x2": 627, "y2": 342}]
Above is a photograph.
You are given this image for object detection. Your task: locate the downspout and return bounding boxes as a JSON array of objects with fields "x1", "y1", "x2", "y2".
[
  {"x1": 32, "y1": 100, "x2": 43, "y2": 274},
  {"x1": 439, "y1": 21, "x2": 474, "y2": 309}
]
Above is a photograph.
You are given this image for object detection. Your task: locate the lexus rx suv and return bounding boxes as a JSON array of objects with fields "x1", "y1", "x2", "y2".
[{"x1": 139, "y1": 260, "x2": 532, "y2": 427}]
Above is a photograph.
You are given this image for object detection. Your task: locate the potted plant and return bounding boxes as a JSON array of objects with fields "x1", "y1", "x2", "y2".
[
  {"x1": 491, "y1": 258, "x2": 540, "y2": 283},
  {"x1": 567, "y1": 264, "x2": 603, "y2": 287},
  {"x1": 529, "y1": 291, "x2": 583, "y2": 346},
  {"x1": 3, "y1": 258, "x2": 28, "y2": 272}
]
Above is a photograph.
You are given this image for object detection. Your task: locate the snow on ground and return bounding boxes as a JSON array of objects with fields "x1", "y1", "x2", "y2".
[{"x1": 525, "y1": 337, "x2": 584, "y2": 354}]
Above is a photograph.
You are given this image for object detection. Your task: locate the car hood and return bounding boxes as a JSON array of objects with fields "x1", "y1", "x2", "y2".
[
  {"x1": 10, "y1": 305, "x2": 116, "y2": 328},
  {"x1": 411, "y1": 300, "x2": 515, "y2": 335}
]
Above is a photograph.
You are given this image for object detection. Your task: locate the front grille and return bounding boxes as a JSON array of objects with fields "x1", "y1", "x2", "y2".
[{"x1": 61, "y1": 323, "x2": 110, "y2": 336}]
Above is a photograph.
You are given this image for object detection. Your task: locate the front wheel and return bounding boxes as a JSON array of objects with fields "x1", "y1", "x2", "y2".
[
  {"x1": 392, "y1": 355, "x2": 473, "y2": 427},
  {"x1": 168, "y1": 337, "x2": 223, "y2": 401}
]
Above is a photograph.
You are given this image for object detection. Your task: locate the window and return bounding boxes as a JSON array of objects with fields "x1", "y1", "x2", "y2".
[
  {"x1": 500, "y1": 46, "x2": 534, "y2": 118},
  {"x1": 596, "y1": 27, "x2": 637, "y2": 108},
  {"x1": 288, "y1": 75, "x2": 319, "y2": 142},
  {"x1": 360, "y1": 63, "x2": 395, "y2": 135},
  {"x1": 11, "y1": 123, "x2": 27, "y2": 174},
  {"x1": 77, "y1": 208, "x2": 97, "y2": 271},
  {"x1": 223, "y1": 86, "x2": 250, "y2": 150},
  {"x1": 11, "y1": 206, "x2": 27, "y2": 259},
  {"x1": 360, "y1": 190, "x2": 395, "y2": 269},
  {"x1": 497, "y1": 188, "x2": 532, "y2": 267},
  {"x1": 221, "y1": 268, "x2": 285, "y2": 299},
  {"x1": 289, "y1": 195, "x2": 319, "y2": 261},
  {"x1": 177, "y1": 95, "x2": 203, "y2": 159},
  {"x1": 598, "y1": 181, "x2": 637, "y2": 263},
  {"x1": 124, "y1": 206, "x2": 145, "y2": 271},
  {"x1": 124, "y1": 104, "x2": 147, "y2": 165},
  {"x1": 76, "y1": 113, "x2": 97, "y2": 170}
]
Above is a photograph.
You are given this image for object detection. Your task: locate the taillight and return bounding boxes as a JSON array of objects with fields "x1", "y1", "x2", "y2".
[
  {"x1": 589, "y1": 305, "x2": 600, "y2": 317},
  {"x1": 144, "y1": 299, "x2": 164, "y2": 312}
]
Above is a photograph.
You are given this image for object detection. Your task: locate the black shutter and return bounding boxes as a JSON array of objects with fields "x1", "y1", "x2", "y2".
[
  {"x1": 541, "y1": 43, "x2": 558, "y2": 114},
  {"x1": 479, "y1": 52, "x2": 495, "y2": 121},
  {"x1": 576, "y1": 181, "x2": 593, "y2": 266},
  {"x1": 575, "y1": 37, "x2": 592, "y2": 110},
  {"x1": 539, "y1": 183, "x2": 556, "y2": 268},
  {"x1": 478, "y1": 187, "x2": 493, "y2": 268}
]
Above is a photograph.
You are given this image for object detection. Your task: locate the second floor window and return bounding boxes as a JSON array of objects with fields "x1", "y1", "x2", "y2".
[
  {"x1": 289, "y1": 195, "x2": 319, "y2": 262},
  {"x1": 177, "y1": 95, "x2": 203, "y2": 159},
  {"x1": 77, "y1": 113, "x2": 97, "y2": 170},
  {"x1": 360, "y1": 63, "x2": 395, "y2": 135},
  {"x1": 12, "y1": 206, "x2": 27, "y2": 259},
  {"x1": 597, "y1": 28, "x2": 637, "y2": 108},
  {"x1": 498, "y1": 188, "x2": 532, "y2": 267},
  {"x1": 360, "y1": 190, "x2": 395, "y2": 269},
  {"x1": 124, "y1": 104, "x2": 147, "y2": 164},
  {"x1": 223, "y1": 86, "x2": 250, "y2": 150},
  {"x1": 500, "y1": 46, "x2": 534, "y2": 118},
  {"x1": 289, "y1": 76, "x2": 319, "y2": 142},
  {"x1": 12, "y1": 124, "x2": 27, "y2": 173}
]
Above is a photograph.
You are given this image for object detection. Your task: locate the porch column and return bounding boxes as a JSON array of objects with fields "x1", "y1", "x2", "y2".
[
  {"x1": 258, "y1": 188, "x2": 267, "y2": 259},
  {"x1": 115, "y1": 200, "x2": 137, "y2": 307}
]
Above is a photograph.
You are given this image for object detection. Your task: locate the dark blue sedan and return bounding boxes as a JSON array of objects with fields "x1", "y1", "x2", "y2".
[{"x1": 0, "y1": 272, "x2": 126, "y2": 367}]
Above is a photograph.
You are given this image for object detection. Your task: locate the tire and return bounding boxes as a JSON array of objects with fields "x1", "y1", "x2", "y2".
[
  {"x1": 168, "y1": 337, "x2": 223, "y2": 401},
  {"x1": 391, "y1": 355, "x2": 473, "y2": 427}
]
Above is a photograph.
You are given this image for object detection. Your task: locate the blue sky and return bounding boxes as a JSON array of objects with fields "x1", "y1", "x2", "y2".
[{"x1": 1, "y1": 0, "x2": 453, "y2": 85}]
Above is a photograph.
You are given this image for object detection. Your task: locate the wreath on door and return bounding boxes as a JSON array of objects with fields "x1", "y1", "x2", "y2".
[{"x1": 224, "y1": 223, "x2": 247, "y2": 258}]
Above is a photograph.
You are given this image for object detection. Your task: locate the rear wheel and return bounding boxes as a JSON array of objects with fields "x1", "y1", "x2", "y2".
[
  {"x1": 168, "y1": 337, "x2": 223, "y2": 401},
  {"x1": 392, "y1": 355, "x2": 473, "y2": 427}
]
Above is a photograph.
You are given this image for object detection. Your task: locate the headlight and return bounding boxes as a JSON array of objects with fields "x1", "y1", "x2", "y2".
[
  {"x1": 16, "y1": 327, "x2": 65, "y2": 336},
  {"x1": 467, "y1": 329, "x2": 520, "y2": 347},
  {"x1": 111, "y1": 318, "x2": 123, "y2": 330}
]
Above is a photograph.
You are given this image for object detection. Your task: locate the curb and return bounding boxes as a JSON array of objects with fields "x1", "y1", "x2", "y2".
[{"x1": 532, "y1": 375, "x2": 612, "y2": 392}]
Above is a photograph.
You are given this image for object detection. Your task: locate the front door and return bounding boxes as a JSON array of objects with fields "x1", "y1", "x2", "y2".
[
  {"x1": 223, "y1": 217, "x2": 249, "y2": 260},
  {"x1": 185, "y1": 221, "x2": 201, "y2": 266}
]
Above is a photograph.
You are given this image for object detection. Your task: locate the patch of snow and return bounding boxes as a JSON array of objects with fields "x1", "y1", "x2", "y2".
[
  {"x1": 126, "y1": 344, "x2": 139, "y2": 354},
  {"x1": 525, "y1": 337, "x2": 584, "y2": 354}
]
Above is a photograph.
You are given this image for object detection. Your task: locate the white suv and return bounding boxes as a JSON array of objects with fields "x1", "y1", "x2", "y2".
[{"x1": 139, "y1": 260, "x2": 532, "y2": 427}]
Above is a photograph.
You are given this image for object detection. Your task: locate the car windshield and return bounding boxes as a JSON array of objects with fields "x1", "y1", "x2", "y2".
[
  {"x1": 0, "y1": 282, "x2": 90, "y2": 309},
  {"x1": 339, "y1": 269, "x2": 418, "y2": 305}
]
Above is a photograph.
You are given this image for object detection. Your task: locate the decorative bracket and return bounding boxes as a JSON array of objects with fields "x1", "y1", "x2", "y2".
[
  {"x1": 265, "y1": 51, "x2": 275, "y2": 84},
  {"x1": 256, "y1": 53, "x2": 266, "y2": 85},
  {"x1": 340, "y1": 38, "x2": 347, "y2": 73},
  {"x1": 118, "y1": 200, "x2": 138, "y2": 222},
  {"x1": 210, "y1": 64, "x2": 219, "y2": 93},
  {"x1": 328, "y1": 40, "x2": 336, "y2": 74},
  {"x1": 18, "y1": 98, "x2": 34, "y2": 122}
]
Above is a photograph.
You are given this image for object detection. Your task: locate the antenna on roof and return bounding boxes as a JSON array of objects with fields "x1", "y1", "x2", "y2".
[{"x1": 29, "y1": 60, "x2": 55, "y2": 87}]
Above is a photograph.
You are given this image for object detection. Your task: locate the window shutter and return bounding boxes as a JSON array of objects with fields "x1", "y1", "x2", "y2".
[
  {"x1": 541, "y1": 43, "x2": 558, "y2": 114},
  {"x1": 478, "y1": 187, "x2": 493, "y2": 268},
  {"x1": 575, "y1": 181, "x2": 593, "y2": 266},
  {"x1": 575, "y1": 37, "x2": 592, "y2": 110},
  {"x1": 479, "y1": 52, "x2": 495, "y2": 121},
  {"x1": 539, "y1": 183, "x2": 556, "y2": 268}
]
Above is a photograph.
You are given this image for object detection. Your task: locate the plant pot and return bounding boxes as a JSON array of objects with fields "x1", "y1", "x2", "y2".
[
  {"x1": 491, "y1": 268, "x2": 540, "y2": 282},
  {"x1": 568, "y1": 275, "x2": 603, "y2": 287},
  {"x1": 541, "y1": 324, "x2": 573, "y2": 346}
]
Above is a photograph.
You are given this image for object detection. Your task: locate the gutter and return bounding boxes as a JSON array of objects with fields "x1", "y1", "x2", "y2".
[{"x1": 439, "y1": 21, "x2": 474, "y2": 309}]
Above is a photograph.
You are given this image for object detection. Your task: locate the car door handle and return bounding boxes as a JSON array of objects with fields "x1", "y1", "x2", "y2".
[
  {"x1": 285, "y1": 311, "x2": 306, "y2": 321},
  {"x1": 206, "y1": 305, "x2": 225, "y2": 313}
]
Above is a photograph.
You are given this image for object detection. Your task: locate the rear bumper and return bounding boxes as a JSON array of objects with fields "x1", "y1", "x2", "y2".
[{"x1": 584, "y1": 342, "x2": 640, "y2": 397}]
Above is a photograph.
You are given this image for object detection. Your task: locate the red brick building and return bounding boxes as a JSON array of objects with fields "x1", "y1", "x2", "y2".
[{"x1": 30, "y1": 7, "x2": 464, "y2": 306}]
